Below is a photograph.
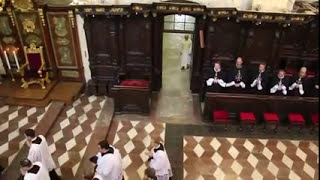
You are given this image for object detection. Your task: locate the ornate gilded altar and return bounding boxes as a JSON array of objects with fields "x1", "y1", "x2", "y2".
[{"x1": 18, "y1": 43, "x2": 50, "y2": 89}]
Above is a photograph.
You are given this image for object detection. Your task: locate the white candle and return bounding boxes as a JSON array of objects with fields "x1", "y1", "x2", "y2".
[
  {"x1": 4, "y1": 51, "x2": 11, "y2": 70},
  {"x1": 13, "y1": 50, "x2": 20, "y2": 69}
]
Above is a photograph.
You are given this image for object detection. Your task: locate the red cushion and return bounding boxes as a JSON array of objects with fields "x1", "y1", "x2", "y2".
[
  {"x1": 285, "y1": 68, "x2": 296, "y2": 76},
  {"x1": 27, "y1": 53, "x2": 42, "y2": 70},
  {"x1": 213, "y1": 110, "x2": 228, "y2": 121},
  {"x1": 120, "y1": 80, "x2": 149, "y2": 87},
  {"x1": 240, "y1": 112, "x2": 255, "y2": 121},
  {"x1": 312, "y1": 114, "x2": 319, "y2": 125},
  {"x1": 264, "y1": 113, "x2": 279, "y2": 122},
  {"x1": 288, "y1": 113, "x2": 305, "y2": 123}
]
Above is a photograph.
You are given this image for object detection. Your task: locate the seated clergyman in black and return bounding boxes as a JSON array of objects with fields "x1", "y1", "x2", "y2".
[
  {"x1": 288, "y1": 67, "x2": 310, "y2": 96},
  {"x1": 225, "y1": 57, "x2": 247, "y2": 92},
  {"x1": 206, "y1": 61, "x2": 226, "y2": 92},
  {"x1": 250, "y1": 63, "x2": 268, "y2": 94},
  {"x1": 270, "y1": 69, "x2": 289, "y2": 96}
]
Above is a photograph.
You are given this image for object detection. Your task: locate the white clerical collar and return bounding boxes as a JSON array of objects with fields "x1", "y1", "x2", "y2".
[
  {"x1": 259, "y1": 70, "x2": 264, "y2": 73},
  {"x1": 31, "y1": 137, "x2": 37, "y2": 142}
]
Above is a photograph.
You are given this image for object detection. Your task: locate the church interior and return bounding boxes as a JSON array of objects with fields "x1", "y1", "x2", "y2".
[{"x1": 0, "y1": 0, "x2": 318, "y2": 179}]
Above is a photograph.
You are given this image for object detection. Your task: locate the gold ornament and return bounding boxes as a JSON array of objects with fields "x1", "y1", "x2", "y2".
[{"x1": 22, "y1": 18, "x2": 36, "y2": 33}]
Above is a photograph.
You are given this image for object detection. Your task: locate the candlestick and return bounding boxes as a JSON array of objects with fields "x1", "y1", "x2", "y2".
[
  {"x1": 13, "y1": 50, "x2": 20, "y2": 69},
  {"x1": 4, "y1": 50, "x2": 11, "y2": 70},
  {"x1": 4, "y1": 50, "x2": 15, "y2": 82}
]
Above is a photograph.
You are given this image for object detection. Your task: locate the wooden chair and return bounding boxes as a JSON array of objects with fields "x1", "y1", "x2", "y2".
[
  {"x1": 213, "y1": 110, "x2": 229, "y2": 130},
  {"x1": 263, "y1": 113, "x2": 280, "y2": 133},
  {"x1": 19, "y1": 43, "x2": 50, "y2": 89},
  {"x1": 288, "y1": 113, "x2": 305, "y2": 133},
  {"x1": 239, "y1": 112, "x2": 256, "y2": 132}
]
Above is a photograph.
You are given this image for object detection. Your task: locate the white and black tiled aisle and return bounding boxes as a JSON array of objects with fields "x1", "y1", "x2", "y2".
[
  {"x1": 107, "y1": 120, "x2": 166, "y2": 180},
  {"x1": 46, "y1": 95, "x2": 105, "y2": 179},
  {"x1": 0, "y1": 103, "x2": 50, "y2": 168},
  {"x1": 183, "y1": 136, "x2": 319, "y2": 180}
]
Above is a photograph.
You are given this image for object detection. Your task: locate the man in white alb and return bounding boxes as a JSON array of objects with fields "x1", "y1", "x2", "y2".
[
  {"x1": 19, "y1": 158, "x2": 50, "y2": 180},
  {"x1": 180, "y1": 35, "x2": 192, "y2": 70},
  {"x1": 24, "y1": 129, "x2": 60, "y2": 180},
  {"x1": 93, "y1": 140, "x2": 123, "y2": 180}
]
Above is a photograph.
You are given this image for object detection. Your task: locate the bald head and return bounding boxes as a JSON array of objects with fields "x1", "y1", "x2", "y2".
[
  {"x1": 236, "y1": 57, "x2": 243, "y2": 68},
  {"x1": 299, "y1": 67, "x2": 307, "y2": 77},
  {"x1": 278, "y1": 70, "x2": 285, "y2": 79}
]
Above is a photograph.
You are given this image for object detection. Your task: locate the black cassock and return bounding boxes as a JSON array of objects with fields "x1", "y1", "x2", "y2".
[
  {"x1": 226, "y1": 67, "x2": 247, "y2": 93},
  {"x1": 308, "y1": 76, "x2": 319, "y2": 97},
  {"x1": 288, "y1": 75, "x2": 310, "y2": 96},
  {"x1": 250, "y1": 70, "x2": 268, "y2": 95},
  {"x1": 270, "y1": 76, "x2": 289, "y2": 96},
  {"x1": 206, "y1": 69, "x2": 226, "y2": 92}
]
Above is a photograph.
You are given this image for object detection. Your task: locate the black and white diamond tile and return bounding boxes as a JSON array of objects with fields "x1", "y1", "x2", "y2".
[
  {"x1": 46, "y1": 95, "x2": 105, "y2": 178},
  {"x1": 0, "y1": 103, "x2": 50, "y2": 168},
  {"x1": 110, "y1": 120, "x2": 166, "y2": 180},
  {"x1": 183, "y1": 136, "x2": 319, "y2": 180}
]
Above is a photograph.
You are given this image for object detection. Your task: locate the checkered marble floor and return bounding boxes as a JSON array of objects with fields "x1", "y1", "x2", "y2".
[
  {"x1": 46, "y1": 95, "x2": 105, "y2": 178},
  {"x1": 0, "y1": 103, "x2": 50, "y2": 168},
  {"x1": 183, "y1": 136, "x2": 319, "y2": 180},
  {"x1": 110, "y1": 120, "x2": 166, "y2": 180}
]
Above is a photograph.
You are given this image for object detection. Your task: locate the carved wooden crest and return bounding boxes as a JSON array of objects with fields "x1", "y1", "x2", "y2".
[{"x1": 11, "y1": 0, "x2": 34, "y2": 11}]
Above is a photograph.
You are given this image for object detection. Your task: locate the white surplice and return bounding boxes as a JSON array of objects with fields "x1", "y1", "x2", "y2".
[
  {"x1": 95, "y1": 146, "x2": 123, "y2": 180},
  {"x1": 149, "y1": 148, "x2": 172, "y2": 180},
  {"x1": 24, "y1": 161, "x2": 50, "y2": 180},
  {"x1": 180, "y1": 39, "x2": 192, "y2": 68},
  {"x1": 27, "y1": 135, "x2": 56, "y2": 171}
]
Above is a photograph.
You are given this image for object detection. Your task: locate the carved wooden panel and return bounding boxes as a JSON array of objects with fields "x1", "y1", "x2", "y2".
[
  {"x1": 13, "y1": 11, "x2": 53, "y2": 68},
  {"x1": 124, "y1": 16, "x2": 152, "y2": 79},
  {"x1": 84, "y1": 15, "x2": 118, "y2": 66},
  {"x1": 46, "y1": 10, "x2": 84, "y2": 81},
  {"x1": 124, "y1": 16, "x2": 152, "y2": 66},
  {"x1": 203, "y1": 19, "x2": 241, "y2": 71},
  {"x1": 239, "y1": 24, "x2": 277, "y2": 65},
  {"x1": 47, "y1": 12, "x2": 77, "y2": 67},
  {"x1": 205, "y1": 20, "x2": 241, "y2": 61}
]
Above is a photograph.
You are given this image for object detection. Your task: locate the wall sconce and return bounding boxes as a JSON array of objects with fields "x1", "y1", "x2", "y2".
[
  {"x1": 227, "y1": 17, "x2": 230, "y2": 20},
  {"x1": 127, "y1": 14, "x2": 130, "y2": 18},
  {"x1": 255, "y1": 21, "x2": 261, "y2": 25},
  {"x1": 236, "y1": 19, "x2": 240, "y2": 23},
  {"x1": 212, "y1": 17, "x2": 217, "y2": 22},
  {"x1": 143, "y1": 12, "x2": 148, "y2": 18}
]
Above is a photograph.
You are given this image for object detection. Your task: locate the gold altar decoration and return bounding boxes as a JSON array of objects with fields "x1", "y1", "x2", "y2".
[
  {"x1": 11, "y1": 0, "x2": 34, "y2": 11},
  {"x1": 38, "y1": 9, "x2": 46, "y2": 26},
  {"x1": 22, "y1": 18, "x2": 36, "y2": 33},
  {"x1": 7, "y1": 8, "x2": 16, "y2": 26},
  {"x1": 0, "y1": 0, "x2": 5, "y2": 12},
  {"x1": 68, "y1": 10, "x2": 75, "y2": 28}
]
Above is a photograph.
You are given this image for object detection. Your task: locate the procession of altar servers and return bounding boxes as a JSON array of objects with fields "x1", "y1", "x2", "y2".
[{"x1": 16, "y1": 129, "x2": 172, "y2": 180}]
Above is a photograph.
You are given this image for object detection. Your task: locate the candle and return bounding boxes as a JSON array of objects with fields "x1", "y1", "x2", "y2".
[
  {"x1": 13, "y1": 50, "x2": 20, "y2": 69},
  {"x1": 4, "y1": 50, "x2": 11, "y2": 70}
]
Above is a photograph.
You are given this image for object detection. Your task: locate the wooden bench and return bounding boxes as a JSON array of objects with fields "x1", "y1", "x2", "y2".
[
  {"x1": 203, "y1": 92, "x2": 319, "y2": 126},
  {"x1": 111, "y1": 80, "x2": 151, "y2": 115}
]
